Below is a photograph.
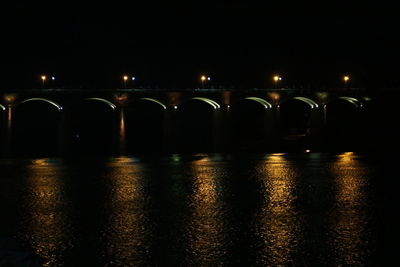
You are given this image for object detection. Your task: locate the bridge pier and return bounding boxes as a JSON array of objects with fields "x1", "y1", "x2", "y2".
[{"x1": 163, "y1": 106, "x2": 178, "y2": 153}]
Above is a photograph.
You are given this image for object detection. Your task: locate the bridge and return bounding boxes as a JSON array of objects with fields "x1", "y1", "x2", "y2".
[{"x1": 0, "y1": 87, "x2": 395, "y2": 156}]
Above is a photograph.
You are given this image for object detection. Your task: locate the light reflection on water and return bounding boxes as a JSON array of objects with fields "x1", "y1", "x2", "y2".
[
  {"x1": 329, "y1": 152, "x2": 371, "y2": 266},
  {"x1": 185, "y1": 157, "x2": 229, "y2": 266},
  {"x1": 3, "y1": 153, "x2": 380, "y2": 266},
  {"x1": 253, "y1": 153, "x2": 299, "y2": 266},
  {"x1": 100, "y1": 157, "x2": 151, "y2": 266},
  {"x1": 21, "y1": 159, "x2": 73, "y2": 267}
]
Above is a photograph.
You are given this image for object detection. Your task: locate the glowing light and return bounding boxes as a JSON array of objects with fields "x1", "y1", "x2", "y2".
[
  {"x1": 330, "y1": 151, "x2": 366, "y2": 266},
  {"x1": 140, "y1": 98, "x2": 166, "y2": 110},
  {"x1": 173, "y1": 105, "x2": 178, "y2": 110},
  {"x1": 338, "y1": 96, "x2": 361, "y2": 107},
  {"x1": 41, "y1": 75, "x2": 46, "y2": 81},
  {"x1": 192, "y1": 97, "x2": 220, "y2": 109},
  {"x1": 131, "y1": 76, "x2": 136, "y2": 81},
  {"x1": 0, "y1": 104, "x2": 5, "y2": 111},
  {"x1": 207, "y1": 77, "x2": 211, "y2": 81},
  {"x1": 24, "y1": 161, "x2": 72, "y2": 266},
  {"x1": 20, "y1": 98, "x2": 63, "y2": 111},
  {"x1": 273, "y1": 75, "x2": 282, "y2": 82},
  {"x1": 123, "y1": 75, "x2": 128, "y2": 81},
  {"x1": 188, "y1": 157, "x2": 225, "y2": 263},
  {"x1": 244, "y1": 97, "x2": 273, "y2": 109},
  {"x1": 118, "y1": 109, "x2": 126, "y2": 155},
  {"x1": 4, "y1": 94, "x2": 16, "y2": 104},
  {"x1": 201, "y1": 75, "x2": 206, "y2": 81},
  {"x1": 86, "y1": 98, "x2": 116, "y2": 110},
  {"x1": 255, "y1": 153, "x2": 298, "y2": 266},
  {"x1": 293, "y1": 97, "x2": 318, "y2": 109},
  {"x1": 51, "y1": 76, "x2": 55, "y2": 80},
  {"x1": 305, "y1": 149, "x2": 311, "y2": 153},
  {"x1": 343, "y1": 75, "x2": 350, "y2": 82}
]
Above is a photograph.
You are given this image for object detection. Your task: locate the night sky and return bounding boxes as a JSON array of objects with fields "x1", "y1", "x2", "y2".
[{"x1": 2, "y1": 2, "x2": 399, "y2": 89}]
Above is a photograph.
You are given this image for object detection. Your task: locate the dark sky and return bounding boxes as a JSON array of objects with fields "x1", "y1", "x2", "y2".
[{"x1": 2, "y1": 2, "x2": 399, "y2": 89}]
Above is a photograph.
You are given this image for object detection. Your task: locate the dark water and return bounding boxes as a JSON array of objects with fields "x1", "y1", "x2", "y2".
[{"x1": 0, "y1": 153, "x2": 398, "y2": 266}]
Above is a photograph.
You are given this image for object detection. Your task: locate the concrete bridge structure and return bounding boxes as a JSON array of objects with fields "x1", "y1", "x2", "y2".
[{"x1": 0, "y1": 87, "x2": 393, "y2": 156}]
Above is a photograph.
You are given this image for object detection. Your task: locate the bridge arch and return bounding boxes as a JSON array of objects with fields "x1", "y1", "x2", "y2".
[
  {"x1": 243, "y1": 97, "x2": 273, "y2": 108},
  {"x1": 85, "y1": 98, "x2": 116, "y2": 110},
  {"x1": 279, "y1": 97, "x2": 320, "y2": 148},
  {"x1": 292, "y1": 97, "x2": 319, "y2": 109},
  {"x1": 139, "y1": 98, "x2": 166, "y2": 110},
  {"x1": 230, "y1": 97, "x2": 275, "y2": 151},
  {"x1": 191, "y1": 97, "x2": 220, "y2": 109},
  {"x1": 326, "y1": 96, "x2": 363, "y2": 150},
  {"x1": 13, "y1": 98, "x2": 63, "y2": 156},
  {"x1": 20, "y1": 98, "x2": 63, "y2": 111},
  {"x1": 176, "y1": 97, "x2": 220, "y2": 152},
  {"x1": 337, "y1": 96, "x2": 362, "y2": 108},
  {"x1": 66, "y1": 98, "x2": 117, "y2": 155},
  {"x1": 123, "y1": 97, "x2": 166, "y2": 154}
]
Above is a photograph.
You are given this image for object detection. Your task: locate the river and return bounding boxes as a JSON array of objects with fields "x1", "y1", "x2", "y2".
[{"x1": 0, "y1": 152, "x2": 398, "y2": 266}]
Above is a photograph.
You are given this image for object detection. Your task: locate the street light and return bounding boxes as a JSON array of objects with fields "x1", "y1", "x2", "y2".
[
  {"x1": 343, "y1": 75, "x2": 350, "y2": 89},
  {"x1": 41, "y1": 75, "x2": 47, "y2": 87},
  {"x1": 123, "y1": 75, "x2": 128, "y2": 88},
  {"x1": 273, "y1": 75, "x2": 282, "y2": 88},
  {"x1": 201, "y1": 75, "x2": 211, "y2": 88}
]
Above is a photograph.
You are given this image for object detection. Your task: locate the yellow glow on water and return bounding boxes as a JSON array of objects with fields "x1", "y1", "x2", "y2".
[
  {"x1": 31, "y1": 158, "x2": 52, "y2": 166},
  {"x1": 254, "y1": 154, "x2": 298, "y2": 266},
  {"x1": 330, "y1": 152, "x2": 369, "y2": 265},
  {"x1": 337, "y1": 152, "x2": 355, "y2": 162},
  {"x1": 23, "y1": 161, "x2": 72, "y2": 267},
  {"x1": 187, "y1": 158, "x2": 226, "y2": 265},
  {"x1": 102, "y1": 159, "x2": 150, "y2": 265},
  {"x1": 118, "y1": 109, "x2": 126, "y2": 155}
]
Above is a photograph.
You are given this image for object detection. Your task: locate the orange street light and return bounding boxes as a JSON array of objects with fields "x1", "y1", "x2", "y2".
[
  {"x1": 343, "y1": 75, "x2": 350, "y2": 89},
  {"x1": 200, "y1": 75, "x2": 211, "y2": 88},
  {"x1": 273, "y1": 75, "x2": 282, "y2": 88},
  {"x1": 41, "y1": 75, "x2": 47, "y2": 87},
  {"x1": 123, "y1": 75, "x2": 129, "y2": 88}
]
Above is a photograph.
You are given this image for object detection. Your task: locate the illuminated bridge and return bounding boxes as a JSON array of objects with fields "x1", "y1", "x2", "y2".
[{"x1": 0, "y1": 87, "x2": 395, "y2": 156}]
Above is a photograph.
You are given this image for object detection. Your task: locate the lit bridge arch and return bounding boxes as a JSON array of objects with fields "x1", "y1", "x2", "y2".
[
  {"x1": 244, "y1": 97, "x2": 273, "y2": 109},
  {"x1": 292, "y1": 97, "x2": 319, "y2": 109},
  {"x1": 338, "y1": 96, "x2": 362, "y2": 108},
  {"x1": 191, "y1": 97, "x2": 220, "y2": 109},
  {"x1": 86, "y1": 98, "x2": 116, "y2": 110},
  {"x1": 139, "y1": 98, "x2": 166, "y2": 110},
  {"x1": 19, "y1": 98, "x2": 63, "y2": 111}
]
